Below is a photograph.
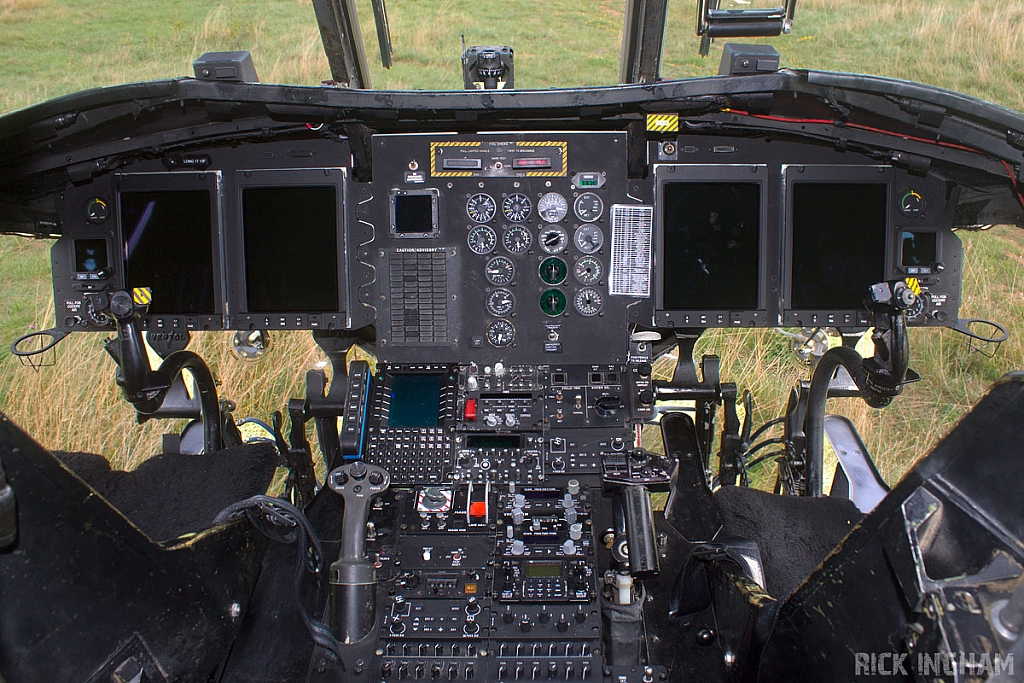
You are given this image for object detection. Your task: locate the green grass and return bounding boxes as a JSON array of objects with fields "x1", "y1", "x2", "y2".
[{"x1": 0, "y1": 0, "x2": 1022, "y2": 480}]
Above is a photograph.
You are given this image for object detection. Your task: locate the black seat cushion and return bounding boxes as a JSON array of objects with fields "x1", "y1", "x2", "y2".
[
  {"x1": 55, "y1": 444, "x2": 279, "y2": 542},
  {"x1": 715, "y1": 485, "x2": 863, "y2": 598}
]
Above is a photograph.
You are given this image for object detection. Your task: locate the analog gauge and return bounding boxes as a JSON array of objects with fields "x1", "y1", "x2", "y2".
[
  {"x1": 574, "y1": 224, "x2": 604, "y2": 254},
  {"x1": 537, "y1": 192, "x2": 568, "y2": 222},
  {"x1": 502, "y1": 193, "x2": 532, "y2": 222},
  {"x1": 574, "y1": 192, "x2": 604, "y2": 222},
  {"x1": 466, "y1": 193, "x2": 497, "y2": 223},
  {"x1": 485, "y1": 256, "x2": 515, "y2": 286},
  {"x1": 899, "y1": 190, "x2": 927, "y2": 217},
  {"x1": 486, "y1": 319, "x2": 516, "y2": 347},
  {"x1": 503, "y1": 225, "x2": 532, "y2": 253},
  {"x1": 84, "y1": 198, "x2": 110, "y2": 224},
  {"x1": 539, "y1": 225, "x2": 569, "y2": 254},
  {"x1": 574, "y1": 288, "x2": 603, "y2": 316},
  {"x1": 486, "y1": 288, "x2": 516, "y2": 317},
  {"x1": 467, "y1": 225, "x2": 497, "y2": 254},
  {"x1": 574, "y1": 255, "x2": 602, "y2": 284},
  {"x1": 539, "y1": 288, "x2": 567, "y2": 317},
  {"x1": 539, "y1": 257, "x2": 568, "y2": 285}
]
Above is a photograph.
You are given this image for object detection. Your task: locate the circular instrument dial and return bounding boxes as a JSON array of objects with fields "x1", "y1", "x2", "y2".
[
  {"x1": 540, "y1": 288, "x2": 567, "y2": 317},
  {"x1": 485, "y1": 256, "x2": 515, "y2": 286},
  {"x1": 486, "y1": 320, "x2": 515, "y2": 347},
  {"x1": 539, "y1": 225, "x2": 569, "y2": 254},
  {"x1": 574, "y1": 256, "x2": 602, "y2": 284},
  {"x1": 574, "y1": 224, "x2": 604, "y2": 254},
  {"x1": 502, "y1": 193, "x2": 532, "y2": 222},
  {"x1": 574, "y1": 288, "x2": 603, "y2": 316},
  {"x1": 503, "y1": 225, "x2": 532, "y2": 253},
  {"x1": 467, "y1": 225, "x2": 497, "y2": 254},
  {"x1": 899, "y1": 190, "x2": 927, "y2": 217},
  {"x1": 539, "y1": 257, "x2": 568, "y2": 285},
  {"x1": 537, "y1": 192, "x2": 568, "y2": 223},
  {"x1": 466, "y1": 193, "x2": 496, "y2": 223},
  {"x1": 574, "y1": 192, "x2": 604, "y2": 222},
  {"x1": 84, "y1": 197, "x2": 110, "y2": 224},
  {"x1": 486, "y1": 288, "x2": 516, "y2": 317}
]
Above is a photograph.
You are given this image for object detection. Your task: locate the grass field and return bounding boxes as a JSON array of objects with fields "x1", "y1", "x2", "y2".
[{"x1": 0, "y1": 0, "x2": 1022, "y2": 482}]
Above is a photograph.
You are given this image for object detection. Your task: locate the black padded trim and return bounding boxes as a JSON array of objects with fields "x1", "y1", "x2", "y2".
[
  {"x1": 715, "y1": 486, "x2": 863, "y2": 598},
  {"x1": 55, "y1": 444, "x2": 279, "y2": 542}
]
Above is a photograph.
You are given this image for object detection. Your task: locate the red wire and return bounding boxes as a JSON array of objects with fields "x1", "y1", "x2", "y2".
[{"x1": 727, "y1": 109, "x2": 1024, "y2": 211}]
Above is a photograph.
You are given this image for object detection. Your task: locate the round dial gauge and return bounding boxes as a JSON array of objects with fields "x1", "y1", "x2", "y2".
[
  {"x1": 503, "y1": 225, "x2": 532, "y2": 253},
  {"x1": 84, "y1": 197, "x2": 110, "y2": 224},
  {"x1": 574, "y1": 192, "x2": 604, "y2": 222},
  {"x1": 539, "y1": 257, "x2": 568, "y2": 285},
  {"x1": 537, "y1": 192, "x2": 568, "y2": 223},
  {"x1": 467, "y1": 225, "x2": 497, "y2": 254},
  {"x1": 486, "y1": 320, "x2": 515, "y2": 347},
  {"x1": 466, "y1": 193, "x2": 497, "y2": 223},
  {"x1": 574, "y1": 288, "x2": 603, "y2": 316},
  {"x1": 486, "y1": 288, "x2": 516, "y2": 317},
  {"x1": 502, "y1": 193, "x2": 532, "y2": 222},
  {"x1": 899, "y1": 190, "x2": 927, "y2": 217},
  {"x1": 540, "y1": 288, "x2": 567, "y2": 317},
  {"x1": 539, "y1": 225, "x2": 569, "y2": 254},
  {"x1": 574, "y1": 224, "x2": 604, "y2": 254},
  {"x1": 485, "y1": 256, "x2": 515, "y2": 286},
  {"x1": 574, "y1": 256, "x2": 603, "y2": 284}
]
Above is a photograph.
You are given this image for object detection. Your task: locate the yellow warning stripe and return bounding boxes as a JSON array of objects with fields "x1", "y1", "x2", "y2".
[
  {"x1": 132, "y1": 287, "x2": 152, "y2": 306},
  {"x1": 517, "y1": 141, "x2": 568, "y2": 177},
  {"x1": 905, "y1": 277, "x2": 922, "y2": 296},
  {"x1": 430, "y1": 141, "x2": 481, "y2": 177},
  {"x1": 646, "y1": 113, "x2": 679, "y2": 133}
]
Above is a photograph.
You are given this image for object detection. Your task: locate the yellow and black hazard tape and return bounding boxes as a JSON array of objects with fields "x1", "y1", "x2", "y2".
[
  {"x1": 646, "y1": 113, "x2": 679, "y2": 133},
  {"x1": 430, "y1": 140, "x2": 481, "y2": 177},
  {"x1": 132, "y1": 287, "x2": 152, "y2": 306},
  {"x1": 905, "y1": 277, "x2": 922, "y2": 297},
  {"x1": 516, "y1": 141, "x2": 568, "y2": 177}
]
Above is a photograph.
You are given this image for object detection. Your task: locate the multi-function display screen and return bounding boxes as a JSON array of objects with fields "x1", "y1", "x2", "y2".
[
  {"x1": 120, "y1": 189, "x2": 216, "y2": 315},
  {"x1": 74, "y1": 239, "x2": 108, "y2": 275},
  {"x1": 242, "y1": 185, "x2": 340, "y2": 313},
  {"x1": 790, "y1": 182, "x2": 888, "y2": 310},
  {"x1": 388, "y1": 374, "x2": 443, "y2": 428},
  {"x1": 902, "y1": 230, "x2": 937, "y2": 267},
  {"x1": 393, "y1": 192, "x2": 437, "y2": 236},
  {"x1": 661, "y1": 182, "x2": 761, "y2": 311}
]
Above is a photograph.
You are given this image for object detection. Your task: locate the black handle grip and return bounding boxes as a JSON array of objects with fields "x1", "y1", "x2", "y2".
[{"x1": 622, "y1": 484, "x2": 659, "y2": 575}]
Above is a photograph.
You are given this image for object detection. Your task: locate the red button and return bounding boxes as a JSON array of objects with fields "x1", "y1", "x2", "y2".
[
  {"x1": 469, "y1": 501, "x2": 487, "y2": 518},
  {"x1": 464, "y1": 398, "x2": 477, "y2": 421}
]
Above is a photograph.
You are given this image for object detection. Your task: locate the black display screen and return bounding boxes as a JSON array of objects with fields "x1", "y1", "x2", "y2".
[
  {"x1": 466, "y1": 434, "x2": 522, "y2": 449},
  {"x1": 242, "y1": 186, "x2": 340, "y2": 313},
  {"x1": 791, "y1": 183, "x2": 888, "y2": 310},
  {"x1": 393, "y1": 193, "x2": 436, "y2": 235},
  {"x1": 901, "y1": 231, "x2": 937, "y2": 267},
  {"x1": 120, "y1": 189, "x2": 215, "y2": 315},
  {"x1": 74, "y1": 239, "x2": 108, "y2": 274},
  {"x1": 389, "y1": 374, "x2": 442, "y2": 428},
  {"x1": 661, "y1": 182, "x2": 761, "y2": 310},
  {"x1": 527, "y1": 561, "x2": 563, "y2": 578}
]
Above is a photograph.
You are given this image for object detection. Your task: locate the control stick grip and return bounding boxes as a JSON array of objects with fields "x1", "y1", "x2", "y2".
[
  {"x1": 622, "y1": 484, "x2": 660, "y2": 575},
  {"x1": 326, "y1": 461, "x2": 390, "y2": 643}
]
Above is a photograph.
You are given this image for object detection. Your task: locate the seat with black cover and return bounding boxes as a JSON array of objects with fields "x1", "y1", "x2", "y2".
[{"x1": 0, "y1": 412, "x2": 279, "y2": 682}]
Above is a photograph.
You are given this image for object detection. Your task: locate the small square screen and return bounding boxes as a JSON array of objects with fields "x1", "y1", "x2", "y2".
[
  {"x1": 902, "y1": 231, "x2": 937, "y2": 267},
  {"x1": 389, "y1": 374, "x2": 442, "y2": 428},
  {"x1": 120, "y1": 189, "x2": 215, "y2": 315},
  {"x1": 242, "y1": 185, "x2": 340, "y2": 313},
  {"x1": 661, "y1": 182, "x2": 761, "y2": 310},
  {"x1": 393, "y1": 193, "x2": 436, "y2": 235},
  {"x1": 791, "y1": 183, "x2": 888, "y2": 310},
  {"x1": 74, "y1": 239, "x2": 108, "y2": 274}
]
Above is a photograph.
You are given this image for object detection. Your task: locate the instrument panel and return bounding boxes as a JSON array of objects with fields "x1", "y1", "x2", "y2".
[{"x1": 50, "y1": 131, "x2": 963, "y2": 366}]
